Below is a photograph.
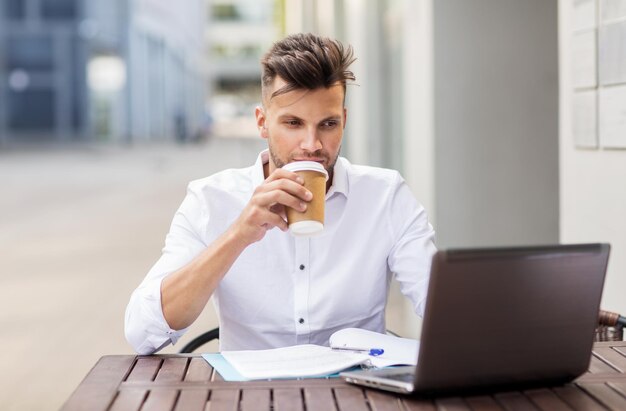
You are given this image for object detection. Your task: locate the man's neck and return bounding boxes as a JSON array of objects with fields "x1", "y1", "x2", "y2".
[{"x1": 263, "y1": 162, "x2": 270, "y2": 180}]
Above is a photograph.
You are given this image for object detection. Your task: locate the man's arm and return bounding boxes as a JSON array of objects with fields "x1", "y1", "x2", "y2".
[
  {"x1": 158, "y1": 168, "x2": 312, "y2": 331},
  {"x1": 387, "y1": 174, "x2": 437, "y2": 317}
]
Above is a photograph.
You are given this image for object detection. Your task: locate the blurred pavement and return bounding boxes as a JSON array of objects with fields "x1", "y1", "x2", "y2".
[{"x1": 0, "y1": 137, "x2": 265, "y2": 410}]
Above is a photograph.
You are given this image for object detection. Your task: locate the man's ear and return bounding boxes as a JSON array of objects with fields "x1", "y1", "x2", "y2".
[
  {"x1": 343, "y1": 107, "x2": 347, "y2": 129},
  {"x1": 255, "y1": 106, "x2": 268, "y2": 139}
]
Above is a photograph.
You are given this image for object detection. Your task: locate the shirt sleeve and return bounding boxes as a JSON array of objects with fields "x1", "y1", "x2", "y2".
[
  {"x1": 124, "y1": 183, "x2": 209, "y2": 354},
  {"x1": 386, "y1": 173, "x2": 437, "y2": 317}
]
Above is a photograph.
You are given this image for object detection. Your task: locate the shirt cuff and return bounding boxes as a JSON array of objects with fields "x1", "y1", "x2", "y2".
[{"x1": 140, "y1": 276, "x2": 190, "y2": 349}]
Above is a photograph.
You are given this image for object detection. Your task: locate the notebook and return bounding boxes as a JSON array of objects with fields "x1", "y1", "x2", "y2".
[
  {"x1": 340, "y1": 243, "x2": 610, "y2": 395},
  {"x1": 209, "y1": 328, "x2": 419, "y2": 381}
]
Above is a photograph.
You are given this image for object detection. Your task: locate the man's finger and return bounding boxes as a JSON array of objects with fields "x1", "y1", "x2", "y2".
[
  {"x1": 263, "y1": 210, "x2": 289, "y2": 232},
  {"x1": 260, "y1": 178, "x2": 312, "y2": 203},
  {"x1": 255, "y1": 190, "x2": 307, "y2": 212},
  {"x1": 265, "y1": 168, "x2": 304, "y2": 185},
  {"x1": 270, "y1": 203, "x2": 288, "y2": 220}
]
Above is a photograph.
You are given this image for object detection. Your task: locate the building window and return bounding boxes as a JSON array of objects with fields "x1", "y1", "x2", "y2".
[
  {"x1": 8, "y1": 89, "x2": 56, "y2": 131},
  {"x1": 4, "y1": 0, "x2": 25, "y2": 20},
  {"x1": 212, "y1": 4, "x2": 240, "y2": 21},
  {"x1": 41, "y1": 0, "x2": 77, "y2": 20},
  {"x1": 7, "y1": 35, "x2": 54, "y2": 70}
]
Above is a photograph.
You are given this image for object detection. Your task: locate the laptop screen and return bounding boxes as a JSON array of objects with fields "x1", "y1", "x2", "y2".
[{"x1": 414, "y1": 243, "x2": 610, "y2": 393}]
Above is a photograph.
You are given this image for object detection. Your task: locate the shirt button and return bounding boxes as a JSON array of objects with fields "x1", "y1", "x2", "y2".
[
  {"x1": 299, "y1": 318, "x2": 305, "y2": 324},
  {"x1": 299, "y1": 264, "x2": 305, "y2": 270}
]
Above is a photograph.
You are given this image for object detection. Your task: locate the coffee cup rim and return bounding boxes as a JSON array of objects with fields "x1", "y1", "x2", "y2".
[{"x1": 282, "y1": 161, "x2": 329, "y2": 181}]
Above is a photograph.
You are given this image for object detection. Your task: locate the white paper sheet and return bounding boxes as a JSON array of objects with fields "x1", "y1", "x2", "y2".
[
  {"x1": 329, "y1": 328, "x2": 419, "y2": 368},
  {"x1": 221, "y1": 344, "x2": 369, "y2": 380}
]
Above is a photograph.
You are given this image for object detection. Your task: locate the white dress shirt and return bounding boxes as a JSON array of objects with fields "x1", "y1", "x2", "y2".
[{"x1": 125, "y1": 150, "x2": 436, "y2": 354}]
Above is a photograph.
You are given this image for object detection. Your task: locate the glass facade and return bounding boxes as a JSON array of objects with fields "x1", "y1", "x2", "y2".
[
  {"x1": 0, "y1": 0, "x2": 206, "y2": 143},
  {"x1": 8, "y1": 89, "x2": 55, "y2": 130},
  {"x1": 4, "y1": 0, "x2": 25, "y2": 19},
  {"x1": 7, "y1": 35, "x2": 54, "y2": 70},
  {"x1": 0, "y1": 0, "x2": 83, "y2": 141},
  {"x1": 40, "y1": 0, "x2": 77, "y2": 20}
]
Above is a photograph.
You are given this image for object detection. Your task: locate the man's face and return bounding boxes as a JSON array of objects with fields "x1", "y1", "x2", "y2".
[{"x1": 255, "y1": 77, "x2": 347, "y2": 177}]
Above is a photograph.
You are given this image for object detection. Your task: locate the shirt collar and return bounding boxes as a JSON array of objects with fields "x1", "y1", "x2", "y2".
[
  {"x1": 252, "y1": 150, "x2": 270, "y2": 188},
  {"x1": 251, "y1": 150, "x2": 349, "y2": 198},
  {"x1": 326, "y1": 156, "x2": 349, "y2": 198}
]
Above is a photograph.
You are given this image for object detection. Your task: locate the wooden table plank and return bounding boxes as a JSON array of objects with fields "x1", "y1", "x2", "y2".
[
  {"x1": 593, "y1": 347, "x2": 626, "y2": 373},
  {"x1": 174, "y1": 390, "x2": 208, "y2": 411},
  {"x1": 607, "y1": 381, "x2": 626, "y2": 398},
  {"x1": 334, "y1": 386, "x2": 370, "y2": 411},
  {"x1": 593, "y1": 341, "x2": 626, "y2": 348},
  {"x1": 211, "y1": 367, "x2": 225, "y2": 381},
  {"x1": 121, "y1": 377, "x2": 348, "y2": 390},
  {"x1": 141, "y1": 389, "x2": 179, "y2": 411},
  {"x1": 493, "y1": 392, "x2": 540, "y2": 411},
  {"x1": 109, "y1": 388, "x2": 147, "y2": 411},
  {"x1": 240, "y1": 389, "x2": 270, "y2": 411},
  {"x1": 60, "y1": 345, "x2": 626, "y2": 411},
  {"x1": 61, "y1": 355, "x2": 136, "y2": 411},
  {"x1": 553, "y1": 385, "x2": 606, "y2": 411},
  {"x1": 578, "y1": 382, "x2": 626, "y2": 410},
  {"x1": 523, "y1": 389, "x2": 573, "y2": 411},
  {"x1": 274, "y1": 388, "x2": 304, "y2": 411},
  {"x1": 433, "y1": 397, "x2": 471, "y2": 410},
  {"x1": 185, "y1": 357, "x2": 212, "y2": 382},
  {"x1": 366, "y1": 389, "x2": 403, "y2": 411},
  {"x1": 464, "y1": 395, "x2": 505, "y2": 411},
  {"x1": 589, "y1": 355, "x2": 620, "y2": 374},
  {"x1": 126, "y1": 357, "x2": 162, "y2": 382},
  {"x1": 209, "y1": 389, "x2": 240, "y2": 411},
  {"x1": 304, "y1": 387, "x2": 338, "y2": 411},
  {"x1": 155, "y1": 358, "x2": 188, "y2": 382},
  {"x1": 401, "y1": 397, "x2": 437, "y2": 411}
]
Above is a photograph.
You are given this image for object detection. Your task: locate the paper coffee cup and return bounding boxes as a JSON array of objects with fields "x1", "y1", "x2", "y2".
[{"x1": 282, "y1": 161, "x2": 329, "y2": 236}]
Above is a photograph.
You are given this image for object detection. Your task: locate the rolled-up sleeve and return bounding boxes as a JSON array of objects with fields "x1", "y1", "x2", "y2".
[
  {"x1": 386, "y1": 174, "x2": 437, "y2": 317},
  {"x1": 125, "y1": 183, "x2": 209, "y2": 354}
]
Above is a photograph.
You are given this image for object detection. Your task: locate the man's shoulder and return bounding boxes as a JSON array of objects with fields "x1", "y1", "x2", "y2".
[{"x1": 341, "y1": 157, "x2": 403, "y2": 187}]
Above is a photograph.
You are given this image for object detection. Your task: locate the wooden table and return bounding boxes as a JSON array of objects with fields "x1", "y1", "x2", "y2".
[{"x1": 62, "y1": 341, "x2": 626, "y2": 411}]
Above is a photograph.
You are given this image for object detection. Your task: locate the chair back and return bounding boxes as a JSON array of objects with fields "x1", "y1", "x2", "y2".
[
  {"x1": 179, "y1": 327, "x2": 219, "y2": 353},
  {"x1": 595, "y1": 310, "x2": 625, "y2": 342}
]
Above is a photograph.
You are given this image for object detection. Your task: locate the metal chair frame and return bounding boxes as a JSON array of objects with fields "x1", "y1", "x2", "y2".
[{"x1": 179, "y1": 310, "x2": 626, "y2": 353}]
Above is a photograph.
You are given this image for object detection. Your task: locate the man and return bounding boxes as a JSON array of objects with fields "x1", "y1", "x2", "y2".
[{"x1": 125, "y1": 33, "x2": 436, "y2": 354}]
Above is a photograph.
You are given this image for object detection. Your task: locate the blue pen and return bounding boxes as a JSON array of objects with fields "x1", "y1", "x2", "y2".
[{"x1": 332, "y1": 347, "x2": 385, "y2": 356}]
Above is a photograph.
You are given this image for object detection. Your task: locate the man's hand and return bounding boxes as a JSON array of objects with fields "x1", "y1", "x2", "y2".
[{"x1": 231, "y1": 168, "x2": 313, "y2": 244}]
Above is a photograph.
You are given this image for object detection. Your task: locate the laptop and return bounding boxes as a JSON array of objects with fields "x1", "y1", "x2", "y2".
[{"x1": 340, "y1": 243, "x2": 610, "y2": 395}]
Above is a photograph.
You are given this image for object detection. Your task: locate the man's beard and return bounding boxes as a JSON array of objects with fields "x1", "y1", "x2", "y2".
[{"x1": 268, "y1": 136, "x2": 340, "y2": 177}]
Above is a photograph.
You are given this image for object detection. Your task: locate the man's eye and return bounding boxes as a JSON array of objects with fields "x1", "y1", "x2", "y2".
[
  {"x1": 285, "y1": 120, "x2": 300, "y2": 126},
  {"x1": 321, "y1": 121, "x2": 338, "y2": 128}
]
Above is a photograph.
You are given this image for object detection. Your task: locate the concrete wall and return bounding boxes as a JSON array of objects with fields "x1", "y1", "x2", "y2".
[
  {"x1": 433, "y1": 0, "x2": 560, "y2": 249},
  {"x1": 559, "y1": 0, "x2": 626, "y2": 315}
]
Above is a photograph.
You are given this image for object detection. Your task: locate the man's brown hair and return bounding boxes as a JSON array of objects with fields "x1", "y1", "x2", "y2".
[{"x1": 260, "y1": 33, "x2": 356, "y2": 104}]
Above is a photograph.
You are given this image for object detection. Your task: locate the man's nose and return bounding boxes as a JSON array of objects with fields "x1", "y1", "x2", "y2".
[{"x1": 300, "y1": 127, "x2": 323, "y2": 152}]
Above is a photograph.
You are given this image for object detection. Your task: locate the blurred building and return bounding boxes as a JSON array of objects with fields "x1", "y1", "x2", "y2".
[
  {"x1": 206, "y1": 0, "x2": 280, "y2": 139},
  {"x1": 0, "y1": 0, "x2": 206, "y2": 144}
]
